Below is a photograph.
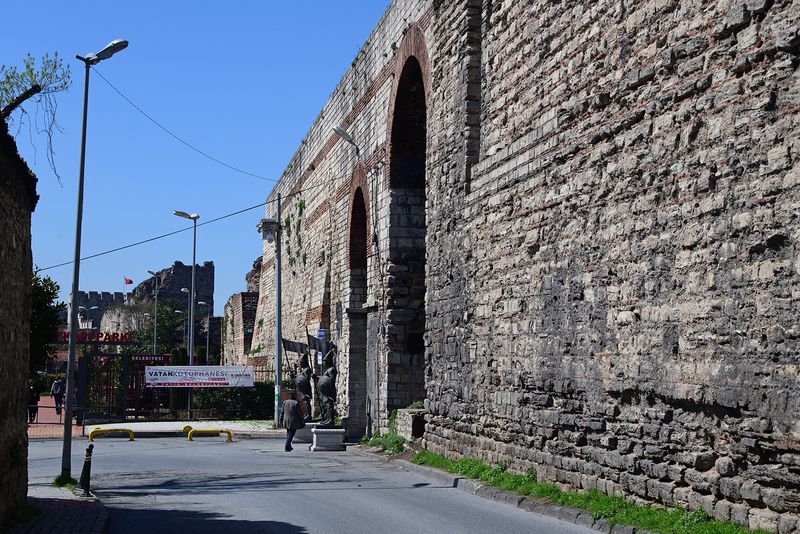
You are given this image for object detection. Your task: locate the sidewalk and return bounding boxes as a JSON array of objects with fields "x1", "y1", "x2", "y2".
[
  {"x1": 7, "y1": 485, "x2": 107, "y2": 534},
  {"x1": 84, "y1": 419, "x2": 284, "y2": 439},
  {"x1": 27, "y1": 398, "x2": 84, "y2": 440}
]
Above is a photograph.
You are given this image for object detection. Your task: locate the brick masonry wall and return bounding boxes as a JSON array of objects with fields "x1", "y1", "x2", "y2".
[
  {"x1": 132, "y1": 261, "x2": 215, "y2": 314},
  {"x1": 396, "y1": 408, "x2": 427, "y2": 441},
  {"x1": 242, "y1": 0, "x2": 799, "y2": 527},
  {"x1": 222, "y1": 292, "x2": 258, "y2": 365},
  {"x1": 250, "y1": 0, "x2": 431, "y2": 429},
  {"x1": 0, "y1": 122, "x2": 37, "y2": 524},
  {"x1": 424, "y1": 1, "x2": 800, "y2": 532}
]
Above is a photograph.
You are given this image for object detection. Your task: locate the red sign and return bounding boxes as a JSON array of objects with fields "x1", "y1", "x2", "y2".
[{"x1": 56, "y1": 331, "x2": 135, "y2": 343}]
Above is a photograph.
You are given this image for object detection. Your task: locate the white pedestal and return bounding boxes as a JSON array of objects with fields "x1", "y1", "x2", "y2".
[
  {"x1": 311, "y1": 427, "x2": 345, "y2": 451},
  {"x1": 294, "y1": 422, "x2": 319, "y2": 443}
]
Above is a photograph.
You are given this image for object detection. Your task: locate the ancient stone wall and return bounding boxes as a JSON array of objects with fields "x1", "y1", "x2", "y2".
[
  {"x1": 131, "y1": 261, "x2": 215, "y2": 313},
  {"x1": 250, "y1": 0, "x2": 432, "y2": 433},
  {"x1": 245, "y1": 256, "x2": 262, "y2": 293},
  {"x1": 424, "y1": 1, "x2": 800, "y2": 531},
  {"x1": 222, "y1": 292, "x2": 259, "y2": 366},
  {"x1": 57, "y1": 290, "x2": 129, "y2": 328},
  {"x1": 246, "y1": 0, "x2": 799, "y2": 527},
  {"x1": 0, "y1": 120, "x2": 37, "y2": 524}
]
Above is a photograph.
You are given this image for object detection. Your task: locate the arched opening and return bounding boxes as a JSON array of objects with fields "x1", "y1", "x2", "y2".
[
  {"x1": 386, "y1": 56, "x2": 427, "y2": 411},
  {"x1": 347, "y1": 187, "x2": 368, "y2": 437}
]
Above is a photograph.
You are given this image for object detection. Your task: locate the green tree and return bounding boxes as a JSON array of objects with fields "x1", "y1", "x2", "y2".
[
  {"x1": 1, "y1": 53, "x2": 71, "y2": 180},
  {"x1": 30, "y1": 273, "x2": 65, "y2": 375},
  {"x1": 112, "y1": 299, "x2": 186, "y2": 355}
]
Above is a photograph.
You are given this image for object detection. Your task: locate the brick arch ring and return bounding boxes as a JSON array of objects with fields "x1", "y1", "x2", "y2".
[
  {"x1": 346, "y1": 161, "x2": 371, "y2": 270},
  {"x1": 385, "y1": 24, "x2": 431, "y2": 188}
]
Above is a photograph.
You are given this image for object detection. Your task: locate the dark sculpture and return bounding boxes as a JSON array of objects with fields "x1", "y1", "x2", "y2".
[
  {"x1": 295, "y1": 352, "x2": 313, "y2": 422},
  {"x1": 317, "y1": 351, "x2": 337, "y2": 426}
]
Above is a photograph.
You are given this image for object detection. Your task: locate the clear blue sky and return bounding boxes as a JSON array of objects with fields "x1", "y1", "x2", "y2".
[{"x1": 4, "y1": 1, "x2": 390, "y2": 315}]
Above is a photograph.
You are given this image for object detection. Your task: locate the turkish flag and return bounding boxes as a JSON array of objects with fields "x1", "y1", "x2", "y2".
[{"x1": 124, "y1": 277, "x2": 133, "y2": 285}]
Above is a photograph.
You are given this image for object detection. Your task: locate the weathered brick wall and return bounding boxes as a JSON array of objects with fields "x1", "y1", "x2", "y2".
[
  {"x1": 396, "y1": 408, "x2": 427, "y2": 441},
  {"x1": 250, "y1": 0, "x2": 431, "y2": 432},
  {"x1": 222, "y1": 292, "x2": 258, "y2": 365},
  {"x1": 242, "y1": 0, "x2": 799, "y2": 527},
  {"x1": 57, "y1": 290, "x2": 129, "y2": 327},
  {"x1": 132, "y1": 261, "x2": 215, "y2": 313},
  {"x1": 424, "y1": 1, "x2": 800, "y2": 531},
  {"x1": 0, "y1": 121, "x2": 37, "y2": 524}
]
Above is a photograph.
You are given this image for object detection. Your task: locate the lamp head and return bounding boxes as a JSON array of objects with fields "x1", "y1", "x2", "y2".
[
  {"x1": 83, "y1": 39, "x2": 128, "y2": 65},
  {"x1": 181, "y1": 288, "x2": 189, "y2": 293},
  {"x1": 173, "y1": 210, "x2": 200, "y2": 221},
  {"x1": 257, "y1": 218, "x2": 280, "y2": 243},
  {"x1": 332, "y1": 126, "x2": 354, "y2": 144}
]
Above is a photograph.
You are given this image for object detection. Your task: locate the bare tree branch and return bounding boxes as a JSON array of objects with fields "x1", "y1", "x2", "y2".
[{"x1": 1, "y1": 83, "x2": 41, "y2": 119}]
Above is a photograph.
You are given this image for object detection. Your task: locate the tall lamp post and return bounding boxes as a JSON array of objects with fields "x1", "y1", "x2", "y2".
[
  {"x1": 174, "y1": 310, "x2": 185, "y2": 346},
  {"x1": 147, "y1": 270, "x2": 160, "y2": 354},
  {"x1": 181, "y1": 287, "x2": 192, "y2": 350},
  {"x1": 258, "y1": 193, "x2": 282, "y2": 429},
  {"x1": 174, "y1": 211, "x2": 199, "y2": 418},
  {"x1": 198, "y1": 301, "x2": 211, "y2": 364},
  {"x1": 62, "y1": 39, "x2": 128, "y2": 479}
]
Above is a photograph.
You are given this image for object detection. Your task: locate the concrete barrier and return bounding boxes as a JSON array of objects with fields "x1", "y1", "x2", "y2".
[
  {"x1": 88, "y1": 428, "x2": 134, "y2": 441},
  {"x1": 187, "y1": 429, "x2": 232, "y2": 442}
]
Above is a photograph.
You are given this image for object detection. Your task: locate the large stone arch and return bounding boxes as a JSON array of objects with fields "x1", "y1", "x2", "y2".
[
  {"x1": 345, "y1": 162, "x2": 370, "y2": 438},
  {"x1": 384, "y1": 25, "x2": 430, "y2": 413}
]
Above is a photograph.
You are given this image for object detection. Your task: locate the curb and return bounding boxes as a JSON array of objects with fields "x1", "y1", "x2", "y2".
[
  {"x1": 83, "y1": 430, "x2": 284, "y2": 440},
  {"x1": 391, "y1": 459, "x2": 651, "y2": 534}
]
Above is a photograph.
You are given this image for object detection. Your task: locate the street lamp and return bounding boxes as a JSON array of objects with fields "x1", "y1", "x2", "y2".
[
  {"x1": 258, "y1": 195, "x2": 282, "y2": 429},
  {"x1": 62, "y1": 39, "x2": 128, "y2": 479},
  {"x1": 147, "y1": 270, "x2": 160, "y2": 355},
  {"x1": 333, "y1": 126, "x2": 360, "y2": 159},
  {"x1": 198, "y1": 301, "x2": 211, "y2": 364},
  {"x1": 181, "y1": 287, "x2": 192, "y2": 349},
  {"x1": 173, "y1": 211, "x2": 199, "y2": 366},
  {"x1": 174, "y1": 310, "x2": 185, "y2": 346},
  {"x1": 174, "y1": 210, "x2": 198, "y2": 418}
]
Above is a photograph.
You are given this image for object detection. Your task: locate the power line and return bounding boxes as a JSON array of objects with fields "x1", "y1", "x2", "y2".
[
  {"x1": 36, "y1": 180, "x2": 332, "y2": 272},
  {"x1": 38, "y1": 201, "x2": 267, "y2": 271},
  {"x1": 92, "y1": 67, "x2": 277, "y2": 183}
]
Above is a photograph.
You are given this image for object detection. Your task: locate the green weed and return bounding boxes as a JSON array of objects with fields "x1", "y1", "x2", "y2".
[
  {"x1": 411, "y1": 450, "x2": 766, "y2": 534},
  {"x1": 52, "y1": 473, "x2": 78, "y2": 490},
  {"x1": 366, "y1": 432, "x2": 406, "y2": 454}
]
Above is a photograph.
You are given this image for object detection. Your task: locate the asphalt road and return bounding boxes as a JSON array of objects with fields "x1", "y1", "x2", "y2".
[{"x1": 28, "y1": 438, "x2": 596, "y2": 534}]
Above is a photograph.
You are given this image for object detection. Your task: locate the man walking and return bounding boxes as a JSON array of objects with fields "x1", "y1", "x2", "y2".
[
  {"x1": 282, "y1": 391, "x2": 305, "y2": 452},
  {"x1": 51, "y1": 377, "x2": 65, "y2": 416},
  {"x1": 27, "y1": 379, "x2": 40, "y2": 423}
]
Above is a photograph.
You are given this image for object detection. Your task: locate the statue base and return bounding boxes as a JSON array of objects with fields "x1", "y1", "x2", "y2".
[
  {"x1": 310, "y1": 426, "x2": 345, "y2": 451},
  {"x1": 294, "y1": 422, "x2": 320, "y2": 443}
]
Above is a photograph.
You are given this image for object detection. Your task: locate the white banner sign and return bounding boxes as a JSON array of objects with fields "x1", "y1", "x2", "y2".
[{"x1": 145, "y1": 366, "x2": 254, "y2": 388}]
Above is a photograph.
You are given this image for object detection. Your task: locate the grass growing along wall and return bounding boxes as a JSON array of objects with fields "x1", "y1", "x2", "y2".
[{"x1": 411, "y1": 450, "x2": 766, "y2": 534}]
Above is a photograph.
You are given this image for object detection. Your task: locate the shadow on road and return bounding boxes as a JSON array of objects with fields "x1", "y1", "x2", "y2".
[
  {"x1": 97, "y1": 471, "x2": 451, "y2": 497},
  {"x1": 108, "y1": 508, "x2": 308, "y2": 534}
]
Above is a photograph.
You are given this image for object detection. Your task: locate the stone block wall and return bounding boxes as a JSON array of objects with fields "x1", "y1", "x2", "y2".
[
  {"x1": 424, "y1": 1, "x2": 800, "y2": 531},
  {"x1": 396, "y1": 408, "x2": 427, "y2": 441},
  {"x1": 0, "y1": 120, "x2": 37, "y2": 524},
  {"x1": 243, "y1": 0, "x2": 799, "y2": 526},
  {"x1": 250, "y1": 0, "x2": 431, "y2": 429},
  {"x1": 222, "y1": 292, "x2": 259, "y2": 365},
  {"x1": 57, "y1": 289, "x2": 129, "y2": 328},
  {"x1": 132, "y1": 261, "x2": 215, "y2": 313}
]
